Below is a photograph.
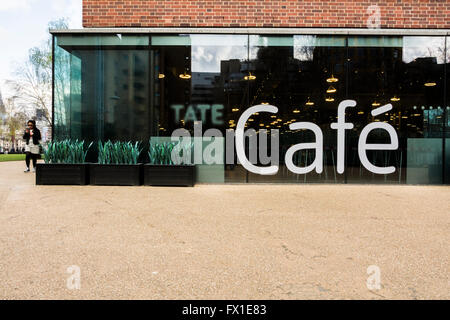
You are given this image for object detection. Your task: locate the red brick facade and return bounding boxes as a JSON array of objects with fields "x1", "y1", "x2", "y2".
[{"x1": 83, "y1": 0, "x2": 450, "y2": 29}]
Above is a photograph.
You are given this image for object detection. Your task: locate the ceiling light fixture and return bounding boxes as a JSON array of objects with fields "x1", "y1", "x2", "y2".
[
  {"x1": 372, "y1": 101, "x2": 381, "y2": 107},
  {"x1": 305, "y1": 98, "x2": 314, "y2": 106},
  {"x1": 179, "y1": 72, "x2": 191, "y2": 80},
  {"x1": 326, "y1": 74, "x2": 339, "y2": 83},
  {"x1": 244, "y1": 72, "x2": 256, "y2": 81},
  {"x1": 326, "y1": 85, "x2": 337, "y2": 93}
]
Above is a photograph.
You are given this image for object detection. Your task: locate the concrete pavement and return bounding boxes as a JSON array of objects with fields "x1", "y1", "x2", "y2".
[{"x1": 0, "y1": 161, "x2": 449, "y2": 299}]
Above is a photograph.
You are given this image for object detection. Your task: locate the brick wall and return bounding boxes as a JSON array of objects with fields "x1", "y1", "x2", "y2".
[{"x1": 83, "y1": 0, "x2": 450, "y2": 29}]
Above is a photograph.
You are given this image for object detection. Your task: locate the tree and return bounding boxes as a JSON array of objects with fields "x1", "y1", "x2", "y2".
[
  {"x1": 0, "y1": 89, "x2": 5, "y2": 149},
  {"x1": 0, "y1": 117, "x2": 4, "y2": 141},
  {"x1": 3, "y1": 97, "x2": 27, "y2": 150},
  {"x1": 7, "y1": 18, "x2": 69, "y2": 128},
  {"x1": 0, "y1": 87, "x2": 5, "y2": 115}
]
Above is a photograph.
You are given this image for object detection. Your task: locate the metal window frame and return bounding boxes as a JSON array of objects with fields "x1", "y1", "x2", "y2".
[
  {"x1": 51, "y1": 27, "x2": 450, "y2": 184},
  {"x1": 50, "y1": 27, "x2": 450, "y2": 36}
]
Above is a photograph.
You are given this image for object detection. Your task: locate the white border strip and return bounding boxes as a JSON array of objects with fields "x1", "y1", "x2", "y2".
[{"x1": 49, "y1": 27, "x2": 450, "y2": 36}]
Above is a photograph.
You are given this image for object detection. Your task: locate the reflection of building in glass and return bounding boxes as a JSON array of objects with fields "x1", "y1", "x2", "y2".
[
  {"x1": 102, "y1": 51, "x2": 149, "y2": 141},
  {"x1": 50, "y1": 32, "x2": 450, "y2": 185},
  {"x1": 191, "y1": 72, "x2": 219, "y2": 105}
]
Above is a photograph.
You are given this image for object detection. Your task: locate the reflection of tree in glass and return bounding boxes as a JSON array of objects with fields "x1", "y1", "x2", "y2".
[
  {"x1": 294, "y1": 36, "x2": 315, "y2": 62},
  {"x1": 7, "y1": 18, "x2": 69, "y2": 139}
]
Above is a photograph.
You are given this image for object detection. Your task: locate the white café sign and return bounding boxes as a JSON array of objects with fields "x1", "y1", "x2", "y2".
[{"x1": 171, "y1": 100, "x2": 399, "y2": 176}]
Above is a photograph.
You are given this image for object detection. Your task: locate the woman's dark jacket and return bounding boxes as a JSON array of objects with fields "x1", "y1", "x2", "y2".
[{"x1": 23, "y1": 128, "x2": 42, "y2": 145}]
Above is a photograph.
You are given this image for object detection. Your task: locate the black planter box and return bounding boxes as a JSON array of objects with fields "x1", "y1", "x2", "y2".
[
  {"x1": 144, "y1": 165, "x2": 195, "y2": 187},
  {"x1": 36, "y1": 163, "x2": 89, "y2": 185},
  {"x1": 90, "y1": 164, "x2": 143, "y2": 186}
]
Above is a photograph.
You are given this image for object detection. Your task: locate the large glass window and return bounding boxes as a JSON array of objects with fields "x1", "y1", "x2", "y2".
[
  {"x1": 246, "y1": 35, "x2": 347, "y2": 183},
  {"x1": 54, "y1": 34, "x2": 150, "y2": 161},
  {"x1": 446, "y1": 36, "x2": 450, "y2": 184},
  {"x1": 54, "y1": 32, "x2": 450, "y2": 184},
  {"x1": 151, "y1": 35, "x2": 248, "y2": 182},
  {"x1": 347, "y1": 36, "x2": 446, "y2": 184}
]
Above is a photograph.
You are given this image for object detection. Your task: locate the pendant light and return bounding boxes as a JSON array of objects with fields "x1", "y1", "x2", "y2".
[
  {"x1": 372, "y1": 101, "x2": 381, "y2": 107},
  {"x1": 326, "y1": 74, "x2": 339, "y2": 83},
  {"x1": 179, "y1": 71, "x2": 191, "y2": 80},
  {"x1": 244, "y1": 72, "x2": 256, "y2": 81},
  {"x1": 326, "y1": 85, "x2": 337, "y2": 93}
]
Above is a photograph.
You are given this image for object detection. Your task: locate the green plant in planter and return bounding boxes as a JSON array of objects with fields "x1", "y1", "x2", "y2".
[
  {"x1": 98, "y1": 140, "x2": 142, "y2": 164},
  {"x1": 44, "y1": 140, "x2": 93, "y2": 164},
  {"x1": 148, "y1": 140, "x2": 193, "y2": 165}
]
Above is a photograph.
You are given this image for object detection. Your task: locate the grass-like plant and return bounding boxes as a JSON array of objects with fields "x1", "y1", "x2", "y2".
[
  {"x1": 44, "y1": 140, "x2": 93, "y2": 164},
  {"x1": 148, "y1": 142, "x2": 175, "y2": 165},
  {"x1": 148, "y1": 140, "x2": 193, "y2": 165},
  {"x1": 98, "y1": 140, "x2": 142, "y2": 165}
]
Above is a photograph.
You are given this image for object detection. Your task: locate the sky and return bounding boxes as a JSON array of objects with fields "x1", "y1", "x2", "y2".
[
  {"x1": 0, "y1": 1, "x2": 446, "y2": 97},
  {"x1": 0, "y1": 0, "x2": 82, "y2": 98}
]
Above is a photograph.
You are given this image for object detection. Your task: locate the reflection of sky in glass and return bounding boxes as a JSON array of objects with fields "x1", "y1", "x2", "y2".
[
  {"x1": 448, "y1": 36, "x2": 450, "y2": 64},
  {"x1": 190, "y1": 35, "x2": 247, "y2": 73},
  {"x1": 190, "y1": 35, "x2": 448, "y2": 71},
  {"x1": 293, "y1": 35, "x2": 316, "y2": 61},
  {"x1": 249, "y1": 35, "x2": 268, "y2": 60},
  {"x1": 250, "y1": 35, "x2": 346, "y2": 61},
  {"x1": 402, "y1": 37, "x2": 446, "y2": 64},
  {"x1": 249, "y1": 35, "x2": 297, "y2": 60}
]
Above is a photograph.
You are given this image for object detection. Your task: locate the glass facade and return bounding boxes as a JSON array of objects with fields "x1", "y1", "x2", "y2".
[{"x1": 53, "y1": 33, "x2": 450, "y2": 184}]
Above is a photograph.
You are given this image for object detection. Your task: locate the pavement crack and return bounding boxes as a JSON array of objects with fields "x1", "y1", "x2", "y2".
[
  {"x1": 281, "y1": 243, "x2": 304, "y2": 260},
  {"x1": 316, "y1": 285, "x2": 331, "y2": 292},
  {"x1": 368, "y1": 290, "x2": 386, "y2": 299}
]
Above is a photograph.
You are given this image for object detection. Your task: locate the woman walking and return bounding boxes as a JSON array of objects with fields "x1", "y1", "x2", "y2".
[{"x1": 23, "y1": 120, "x2": 41, "y2": 172}]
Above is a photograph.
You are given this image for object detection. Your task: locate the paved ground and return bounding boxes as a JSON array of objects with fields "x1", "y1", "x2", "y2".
[{"x1": 0, "y1": 161, "x2": 448, "y2": 299}]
